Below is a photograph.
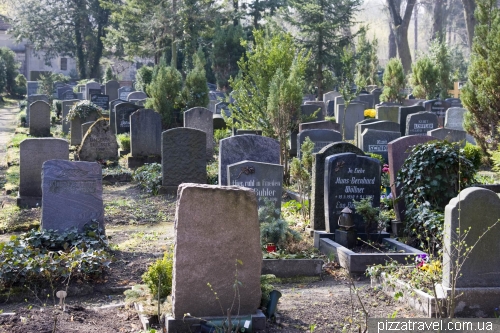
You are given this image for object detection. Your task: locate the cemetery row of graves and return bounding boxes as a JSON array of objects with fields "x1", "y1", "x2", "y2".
[{"x1": 1, "y1": 77, "x2": 500, "y2": 332}]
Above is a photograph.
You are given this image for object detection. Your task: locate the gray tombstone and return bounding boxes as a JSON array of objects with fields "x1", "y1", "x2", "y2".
[
  {"x1": 235, "y1": 130, "x2": 262, "y2": 136},
  {"x1": 81, "y1": 121, "x2": 94, "y2": 138},
  {"x1": 398, "y1": 105, "x2": 426, "y2": 135},
  {"x1": 297, "y1": 129, "x2": 342, "y2": 158},
  {"x1": 109, "y1": 99, "x2": 126, "y2": 134},
  {"x1": 130, "y1": 109, "x2": 162, "y2": 157},
  {"x1": 356, "y1": 120, "x2": 400, "y2": 148},
  {"x1": 324, "y1": 153, "x2": 381, "y2": 233},
  {"x1": 118, "y1": 86, "x2": 134, "y2": 100},
  {"x1": 442, "y1": 187, "x2": 500, "y2": 317},
  {"x1": 90, "y1": 94, "x2": 110, "y2": 111},
  {"x1": 228, "y1": 160, "x2": 283, "y2": 212},
  {"x1": 26, "y1": 94, "x2": 49, "y2": 126},
  {"x1": 57, "y1": 85, "x2": 73, "y2": 100},
  {"x1": 444, "y1": 107, "x2": 467, "y2": 130},
  {"x1": 406, "y1": 112, "x2": 439, "y2": 136},
  {"x1": 427, "y1": 128, "x2": 467, "y2": 146},
  {"x1": 85, "y1": 82, "x2": 101, "y2": 100},
  {"x1": 70, "y1": 109, "x2": 101, "y2": 146},
  {"x1": 78, "y1": 119, "x2": 118, "y2": 161},
  {"x1": 299, "y1": 120, "x2": 340, "y2": 132},
  {"x1": 18, "y1": 138, "x2": 69, "y2": 208},
  {"x1": 219, "y1": 135, "x2": 280, "y2": 186},
  {"x1": 444, "y1": 98, "x2": 462, "y2": 108},
  {"x1": 291, "y1": 104, "x2": 327, "y2": 156},
  {"x1": 161, "y1": 128, "x2": 207, "y2": 192},
  {"x1": 424, "y1": 99, "x2": 451, "y2": 126},
  {"x1": 62, "y1": 90, "x2": 77, "y2": 100},
  {"x1": 370, "y1": 88, "x2": 382, "y2": 105},
  {"x1": 354, "y1": 119, "x2": 380, "y2": 148},
  {"x1": 357, "y1": 94, "x2": 375, "y2": 109},
  {"x1": 323, "y1": 91, "x2": 341, "y2": 104},
  {"x1": 215, "y1": 102, "x2": 231, "y2": 117},
  {"x1": 172, "y1": 183, "x2": 261, "y2": 319},
  {"x1": 127, "y1": 91, "x2": 147, "y2": 101},
  {"x1": 388, "y1": 135, "x2": 434, "y2": 222},
  {"x1": 360, "y1": 129, "x2": 401, "y2": 163},
  {"x1": 335, "y1": 103, "x2": 366, "y2": 140},
  {"x1": 304, "y1": 101, "x2": 326, "y2": 119},
  {"x1": 376, "y1": 104, "x2": 400, "y2": 123},
  {"x1": 105, "y1": 80, "x2": 120, "y2": 101},
  {"x1": 27, "y1": 81, "x2": 40, "y2": 96},
  {"x1": 29, "y1": 101, "x2": 51, "y2": 137},
  {"x1": 115, "y1": 102, "x2": 140, "y2": 134},
  {"x1": 61, "y1": 100, "x2": 79, "y2": 134},
  {"x1": 310, "y1": 142, "x2": 365, "y2": 231},
  {"x1": 41, "y1": 160, "x2": 104, "y2": 232},
  {"x1": 213, "y1": 114, "x2": 226, "y2": 130},
  {"x1": 326, "y1": 100, "x2": 336, "y2": 117}
]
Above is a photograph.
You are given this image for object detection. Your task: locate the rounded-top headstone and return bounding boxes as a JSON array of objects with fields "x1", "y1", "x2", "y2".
[{"x1": 78, "y1": 118, "x2": 118, "y2": 161}]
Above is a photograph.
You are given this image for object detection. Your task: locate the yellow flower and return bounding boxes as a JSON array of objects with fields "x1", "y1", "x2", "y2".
[{"x1": 364, "y1": 109, "x2": 376, "y2": 118}]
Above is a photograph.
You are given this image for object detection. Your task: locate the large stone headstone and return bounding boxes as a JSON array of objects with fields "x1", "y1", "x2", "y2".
[
  {"x1": 445, "y1": 97, "x2": 462, "y2": 107},
  {"x1": 130, "y1": 109, "x2": 161, "y2": 157},
  {"x1": 118, "y1": 86, "x2": 134, "y2": 100},
  {"x1": 219, "y1": 135, "x2": 280, "y2": 186},
  {"x1": 162, "y1": 128, "x2": 206, "y2": 192},
  {"x1": 184, "y1": 107, "x2": 214, "y2": 160},
  {"x1": 29, "y1": 101, "x2": 51, "y2": 137},
  {"x1": 78, "y1": 119, "x2": 118, "y2": 161},
  {"x1": 444, "y1": 107, "x2": 467, "y2": 130},
  {"x1": 90, "y1": 94, "x2": 110, "y2": 111},
  {"x1": 299, "y1": 120, "x2": 340, "y2": 132},
  {"x1": 335, "y1": 103, "x2": 366, "y2": 140},
  {"x1": 360, "y1": 129, "x2": 400, "y2": 163},
  {"x1": 61, "y1": 100, "x2": 79, "y2": 135},
  {"x1": 27, "y1": 81, "x2": 39, "y2": 96},
  {"x1": 297, "y1": 129, "x2": 342, "y2": 158},
  {"x1": 41, "y1": 160, "x2": 104, "y2": 232},
  {"x1": 228, "y1": 160, "x2": 283, "y2": 212},
  {"x1": 127, "y1": 91, "x2": 147, "y2": 101},
  {"x1": 398, "y1": 105, "x2": 425, "y2": 135},
  {"x1": 323, "y1": 91, "x2": 341, "y2": 104},
  {"x1": 388, "y1": 135, "x2": 434, "y2": 222},
  {"x1": 57, "y1": 85, "x2": 73, "y2": 100},
  {"x1": 356, "y1": 120, "x2": 400, "y2": 148},
  {"x1": 172, "y1": 183, "x2": 262, "y2": 318},
  {"x1": 354, "y1": 119, "x2": 380, "y2": 147},
  {"x1": 26, "y1": 94, "x2": 49, "y2": 125},
  {"x1": 324, "y1": 153, "x2": 381, "y2": 233},
  {"x1": 18, "y1": 138, "x2": 69, "y2": 207},
  {"x1": 62, "y1": 90, "x2": 77, "y2": 100},
  {"x1": 115, "y1": 102, "x2": 140, "y2": 134},
  {"x1": 70, "y1": 108, "x2": 101, "y2": 146},
  {"x1": 85, "y1": 82, "x2": 101, "y2": 100},
  {"x1": 406, "y1": 111, "x2": 438, "y2": 136},
  {"x1": 310, "y1": 142, "x2": 365, "y2": 231},
  {"x1": 303, "y1": 102, "x2": 325, "y2": 120},
  {"x1": 357, "y1": 94, "x2": 375, "y2": 109},
  {"x1": 424, "y1": 99, "x2": 451, "y2": 126},
  {"x1": 105, "y1": 80, "x2": 120, "y2": 101},
  {"x1": 215, "y1": 102, "x2": 231, "y2": 116},
  {"x1": 370, "y1": 88, "x2": 382, "y2": 105},
  {"x1": 427, "y1": 128, "x2": 466, "y2": 146},
  {"x1": 81, "y1": 121, "x2": 94, "y2": 137},
  {"x1": 376, "y1": 104, "x2": 400, "y2": 123}
]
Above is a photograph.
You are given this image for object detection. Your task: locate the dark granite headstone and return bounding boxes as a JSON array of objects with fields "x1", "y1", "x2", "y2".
[
  {"x1": 127, "y1": 91, "x2": 147, "y2": 101},
  {"x1": 57, "y1": 85, "x2": 73, "y2": 100},
  {"x1": 427, "y1": 128, "x2": 466, "y2": 146},
  {"x1": 297, "y1": 129, "x2": 342, "y2": 158},
  {"x1": 90, "y1": 94, "x2": 110, "y2": 111},
  {"x1": 61, "y1": 100, "x2": 79, "y2": 134},
  {"x1": 360, "y1": 129, "x2": 401, "y2": 163},
  {"x1": 87, "y1": 89, "x2": 102, "y2": 100},
  {"x1": 105, "y1": 80, "x2": 120, "y2": 101},
  {"x1": 228, "y1": 160, "x2": 283, "y2": 212},
  {"x1": 445, "y1": 98, "x2": 462, "y2": 108},
  {"x1": 299, "y1": 120, "x2": 340, "y2": 132},
  {"x1": 62, "y1": 90, "x2": 77, "y2": 100},
  {"x1": 27, "y1": 81, "x2": 39, "y2": 96},
  {"x1": 130, "y1": 109, "x2": 161, "y2": 157},
  {"x1": 41, "y1": 160, "x2": 103, "y2": 232},
  {"x1": 357, "y1": 94, "x2": 375, "y2": 109},
  {"x1": 310, "y1": 142, "x2": 365, "y2": 231},
  {"x1": 324, "y1": 153, "x2": 381, "y2": 233},
  {"x1": 29, "y1": 101, "x2": 51, "y2": 137},
  {"x1": 219, "y1": 135, "x2": 280, "y2": 186},
  {"x1": 335, "y1": 103, "x2": 366, "y2": 140},
  {"x1": 236, "y1": 130, "x2": 262, "y2": 136},
  {"x1": 424, "y1": 99, "x2": 451, "y2": 126},
  {"x1": 85, "y1": 81, "x2": 101, "y2": 100},
  {"x1": 115, "y1": 102, "x2": 140, "y2": 134},
  {"x1": 118, "y1": 86, "x2": 133, "y2": 100},
  {"x1": 303, "y1": 102, "x2": 326, "y2": 120},
  {"x1": 78, "y1": 119, "x2": 118, "y2": 161},
  {"x1": 398, "y1": 105, "x2": 425, "y2": 135},
  {"x1": 184, "y1": 107, "x2": 214, "y2": 160},
  {"x1": 406, "y1": 112, "x2": 438, "y2": 136},
  {"x1": 370, "y1": 88, "x2": 382, "y2": 105}
]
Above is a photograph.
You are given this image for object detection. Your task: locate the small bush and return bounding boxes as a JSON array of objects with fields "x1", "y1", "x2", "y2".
[
  {"x1": 66, "y1": 100, "x2": 103, "y2": 121},
  {"x1": 259, "y1": 200, "x2": 301, "y2": 249},
  {"x1": 13, "y1": 74, "x2": 27, "y2": 97},
  {"x1": 116, "y1": 133, "x2": 131, "y2": 151},
  {"x1": 53, "y1": 100, "x2": 62, "y2": 118},
  {"x1": 132, "y1": 163, "x2": 162, "y2": 195},
  {"x1": 142, "y1": 249, "x2": 173, "y2": 300},
  {"x1": 463, "y1": 142, "x2": 482, "y2": 170}
]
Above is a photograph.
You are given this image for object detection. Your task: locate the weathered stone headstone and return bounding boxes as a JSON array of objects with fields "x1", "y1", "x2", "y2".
[
  {"x1": 127, "y1": 91, "x2": 147, "y2": 101},
  {"x1": 162, "y1": 128, "x2": 206, "y2": 192},
  {"x1": 360, "y1": 129, "x2": 400, "y2": 163},
  {"x1": 81, "y1": 121, "x2": 94, "y2": 137},
  {"x1": 41, "y1": 160, "x2": 104, "y2": 232},
  {"x1": 444, "y1": 107, "x2": 467, "y2": 130},
  {"x1": 184, "y1": 107, "x2": 214, "y2": 160},
  {"x1": 228, "y1": 160, "x2": 283, "y2": 211},
  {"x1": 70, "y1": 108, "x2": 101, "y2": 146},
  {"x1": 388, "y1": 135, "x2": 434, "y2": 222},
  {"x1": 427, "y1": 128, "x2": 466, "y2": 146},
  {"x1": 219, "y1": 135, "x2": 280, "y2": 186},
  {"x1": 18, "y1": 138, "x2": 69, "y2": 208},
  {"x1": 398, "y1": 105, "x2": 425, "y2": 135},
  {"x1": 128, "y1": 109, "x2": 162, "y2": 168},
  {"x1": 114, "y1": 102, "x2": 140, "y2": 134},
  {"x1": 335, "y1": 103, "x2": 366, "y2": 140},
  {"x1": 85, "y1": 81, "x2": 101, "y2": 100},
  {"x1": 304, "y1": 101, "x2": 326, "y2": 120},
  {"x1": 441, "y1": 187, "x2": 500, "y2": 316},
  {"x1": 215, "y1": 102, "x2": 231, "y2": 116},
  {"x1": 324, "y1": 153, "x2": 381, "y2": 233},
  {"x1": 61, "y1": 100, "x2": 79, "y2": 134},
  {"x1": 27, "y1": 81, "x2": 39, "y2": 96},
  {"x1": 90, "y1": 94, "x2": 110, "y2": 111},
  {"x1": 406, "y1": 111, "x2": 438, "y2": 136},
  {"x1": 424, "y1": 99, "x2": 451, "y2": 126},
  {"x1": 376, "y1": 104, "x2": 400, "y2": 123},
  {"x1": 118, "y1": 86, "x2": 133, "y2": 100},
  {"x1": 172, "y1": 183, "x2": 261, "y2": 319},
  {"x1": 29, "y1": 101, "x2": 51, "y2": 137},
  {"x1": 297, "y1": 129, "x2": 342, "y2": 158},
  {"x1": 78, "y1": 119, "x2": 118, "y2": 161},
  {"x1": 57, "y1": 85, "x2": 73, "y2": 100},
  {"x1": 26, "y1": 94, "x2": 49, "y2": 125},
  {"x1": 299, "y1": 120, "x2": 340, "y2": 132},
  {"x1": 105, "y1": 80, "x2": 120, "y2": 101},
  {"x1": 310, "y1": 143, "x2": 365, "y2": 231}
]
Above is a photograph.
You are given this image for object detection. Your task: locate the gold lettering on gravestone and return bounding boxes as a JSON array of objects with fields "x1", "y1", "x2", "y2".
[{"x1": 49, "y1": 180, "x2": 97, "y2": 194}]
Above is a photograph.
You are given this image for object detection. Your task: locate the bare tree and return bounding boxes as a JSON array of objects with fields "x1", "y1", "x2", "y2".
[
  {"x1": 461, "y1": 0, "x2": 476, "y2": 49},
  {"x1": 386, "y1": 0, "x2": 417, "y2": 73}
]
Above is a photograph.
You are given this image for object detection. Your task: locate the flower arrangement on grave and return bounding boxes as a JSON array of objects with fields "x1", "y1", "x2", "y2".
[
  {"x1": 66, "y1": 100, "x2": 103, "y2": 121},
  {"x1": 364, "y1": 109, "x2": 376, "y2": 118},
  {"x1": 381, "y1": 163, "x2": 390, "y2": 188}
]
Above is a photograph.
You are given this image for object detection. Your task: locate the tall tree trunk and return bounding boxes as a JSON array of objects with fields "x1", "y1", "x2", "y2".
[
  {"x1": 387, "y1": 0, "x2": 417, "y2": 73},
  {"x1": 431, "y1": 0, "x2": 445, "y2": 42},
  {"x1": 389, "y1": 21, "x2": 397, "y2": 58},
  {"x1": 90, "y1": 5, "x2": 108, "y2": 79},
  {"x1": 233, "y1": 0, "x2": 239, "y2": 26},
  {"x1": 316, "y1": 33, "x2": 323, "y2": 100},
  {"x1": 172, "y1": 0, "x2": 178, "y2": 68},
  {"x1": 73, "y1": 1, "x2": 87, "y2": 78},
  {"x1": 461, "y1": 0, "x2": 476, "y2": 49}
]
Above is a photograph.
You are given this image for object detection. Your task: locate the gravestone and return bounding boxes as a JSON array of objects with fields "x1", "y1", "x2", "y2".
[
  {"x1": 87, "y1": 89, "x2": 102, "y2": 100},
  {"x1": 445, "y1": 97, "x2": 462, "y2": 107},
  {"x1": 27, "y1": 81, "x2": 39, "y2": 96},
  {"x1": 184, "y1": 107, "x2": 214, "y2": 160},
  {"x1": 213, "y1": 114, "x2": 226, "y2": 130},
  {"x1": 114, "y1": 102, "x2": 140, "y2": 134},
  {"x1": 424, "y1": 99, "x2": 451, "y2": 126},
  {"x1": 62, "y1": 90, "x2": 77, "y2": 100},
  {"x1": 406, "y1": 112, "x2": 438, "y2": 136},
  {"x1": 57, "y1": 85, "x2": 73, "y2": 100},
  {"x1": 171, "y1": 183, "x2": 261, "y2": 319},
  {"x1": 228, "y1": 160, "x2": 283, "y2": 212},
  {"x1": 27, "y1": 94, "x2": 49, "y2": 125},
  {"x1": 128, "y1": 109, "x2": 162, "y2": 168},
  {"x1": 304, "y1": 101, "x2": 326, "y2": 119},
  {"x1": 85, "y1": 81, "x2": 101, "y2": 100},
  {"x1": 133, "y1": 99, "x2": 146, "y2": 107},
  {"x1": 326, "y1": 100, "x2": 336, "y2": 117},
  {"x1": 310, "y1": 143, "x2": 365, "y2": 231},
  {"x1": 41, "y1": 160, "x2": 104, "y2": 232},
  {"x1": 18, "y1": 138, "x2": 69, "y2": 208},
  {"x1": 215, "y1": 102, "x2": 230, "y2": 116},
  {"x1": 127, "y1": 91, "x2": 147, "y2": 101},
  {"x1": 323, "y1": 91, "x2": 341, "y2": 104},
  {"x1": 297, "y1": 129, "x2": 342, "y2": 158},
  {"x1": 291, "y1": 104, "x2": 327, "y2": 156},
  {"x1": 370, "y1": 88, "x2": 382, "y2": 105},
  {"x1": 354, "y1": 119, "x2": 380, "y2": 147},
  {"x1": 357, "y1": 94, "x2": 375, "y2": 109},
  {"x1": 81, "y1": 121, "x2": 94, "y2": 137},
  {"x1": 388, "y1": 135, "x2": 434, "y2": 222},
  {"x1": 109, "y1": 99, "x2": 126, "y2": 134},
  {"x1": 356, "y1": 120, "x2": 400, "y2": 148},
  {"x1": 360, "y1": 129, "x2": 400, "y2": 163},
  {"x1": 161, "y1": 128, "x2": 206, "y2": 193},
  {"x1": 398, "y1": 105, "x2": 425, "y2": 135},
  {"x1": 61, "y1": 100, "x2": 79, "y2": 134},
  {"x1": 90, "y1": 94, "x2": 110, "y2": 111},
  {"x1": 78, "y1": 119, "x2": 118, "y2": 161},
  {"x1": 444, "y1": 107, "x2": 467, "y2": 130},
  {"x1": 105, "y1": 80, "x2": 120, "y2": 101},
  {"x1": 427, "y1": 128, "x2": 466, "y2": 146},
  {"x1": 442, "y1": 187, "x2": 500, "y2": 317},
  {"x1": 236, "y1": 130, "x2": 262, "y2": 135},
  {"x1": 335, "y1": 103, "x2": 366, "y2": 140},
  {"x1": 376, "y1": 104, "x2": 399, "y2": 123},
  {"x1": 29, "y1": 101, "x2": 51, "y2": 137},
  {"x1": 100, "y1": 84, "x2": 105, "y2": 94},
  {"x1": 219, "y1": 135, "x2": 280, "y2": 186},
  {"x1": 118, "y1": 86, "x2": 133, "y2": 100},
  {"x1": 324, "y1": 153, "x2": 381, "y2": 233},
  {"x1": 70, "y1": 108, "x2": 101, "y2": 146},
  {"x1": 299, "y1": 120, "x2": 340, "y2": 132}
]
